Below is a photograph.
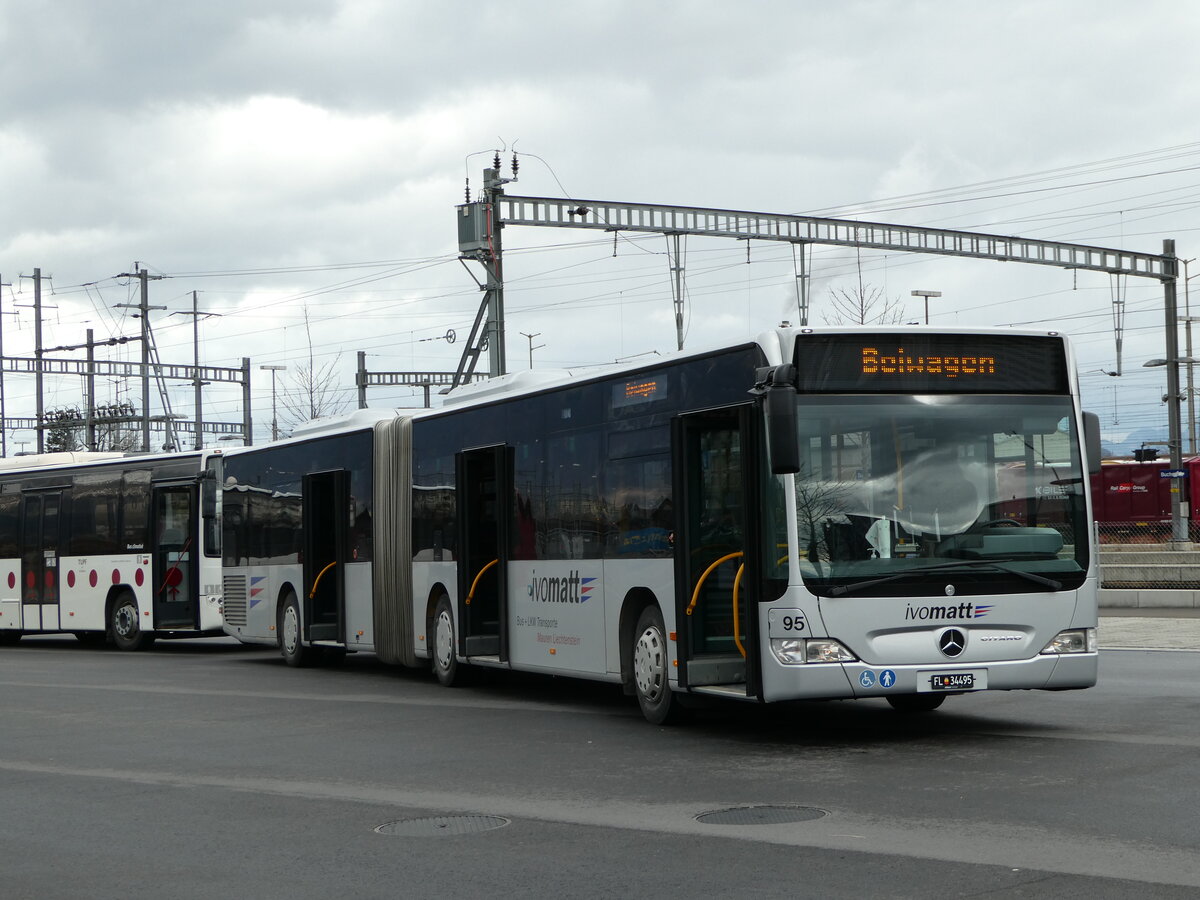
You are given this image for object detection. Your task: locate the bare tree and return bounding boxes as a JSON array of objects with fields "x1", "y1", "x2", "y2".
[
  {"x1": 821, "y1": 246, "x2": 906, "y2": 325},
  {"x1": 276, "y1": 306, "x2": 352, "y2": 436},
  {"x1": 822, "y1": 278, "x2": 908, "y2": 325}
]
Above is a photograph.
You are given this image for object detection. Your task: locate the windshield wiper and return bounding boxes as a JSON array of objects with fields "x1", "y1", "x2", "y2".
[{"x1": 826, "y1": 558, "x2": 1063, "y2": 597}]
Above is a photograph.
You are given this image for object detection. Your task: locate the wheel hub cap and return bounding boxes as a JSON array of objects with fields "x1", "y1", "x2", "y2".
[
  {"x1": 634, "y1": 625, "x2": 665, "y2": 701},
  {"x1": 283, "y1": 607, "x2": 298, "y2": 653},
  {"x1": 435, "y1": 611, "x2": 455, "y2": 669},
  {"x1": 115, "y1": 606, "x2": 135, "y2": 637}
]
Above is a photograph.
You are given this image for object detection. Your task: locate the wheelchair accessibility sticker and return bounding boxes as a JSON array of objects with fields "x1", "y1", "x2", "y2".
[{"x1": 860, "y1": 669, "x2": 898, "y2": 689}]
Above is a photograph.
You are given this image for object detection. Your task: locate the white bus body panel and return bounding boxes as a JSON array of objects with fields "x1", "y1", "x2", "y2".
[
  {"x1": 1, "y1": 551, "x2": 197, "y2": 634},
  {"x1": 223, "y1": 562, "x2": 375, "y2": 650},
  {"x1": 343, "y1": 560, "x2": 374, "y2": 651},
  {"x1": 598, "y1": 559, "x2": 675, "y2": 677},
  {"x1": 757, "y1": 581, "x2": 1099, "y2": 702},
  {"x1": 507, "y1": 560, "x2": 607, "y2": 673},
  {"x1": 411, "y1": 558, "x2": 676, "y2": 680},
  {"x1": 60, "y1": 552, "x2": 149, "y2": 632},
  {"x1": 2, "y1": 550, "x2": 223, "y2": 634},
  {"x1": 222, "y1": 563, "x2": 303, "y2": 645},
  {"x1": 2, "y1": 550, "x2": 223, "y2": 635},
  {"x1": 412, "y1": 561, "x2": 456, "y2": 658},
  {"x1": 0, "y1": 562, "x2": 17, "y2": 629}
]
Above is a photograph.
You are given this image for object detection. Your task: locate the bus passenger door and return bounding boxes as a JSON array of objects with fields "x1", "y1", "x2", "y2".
[
  {"x1": 673, "y1": 406, "x2": 763, "y2": 698},
  {"x1": 20, "y1": 491, "x2": 62, "y2": 632},
  {"x1": 303, "y1": 470, "x2": 349, "y2": 644},
  {"x1": 152, "y1": 483, "x2": 198, "y2": 629},
  {"x1": 456, "y1": 445, "x2": 510, "y2": 661}
]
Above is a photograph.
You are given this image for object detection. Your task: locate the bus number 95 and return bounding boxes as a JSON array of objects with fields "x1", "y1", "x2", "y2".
[{"x1": 768, "y1": 609, "x2": 807, "y2": 637}]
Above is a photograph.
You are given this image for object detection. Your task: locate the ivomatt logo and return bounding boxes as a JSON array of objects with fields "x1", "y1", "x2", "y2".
[{"x1": 527, "y1": 570, "x2": 596, "y2": 604}]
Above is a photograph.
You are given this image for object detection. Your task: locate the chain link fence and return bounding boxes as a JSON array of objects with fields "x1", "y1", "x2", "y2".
[
  {"x1": 1097, "y1": 520, "x2": 1200, "y2": 590},
  {"x1": 1096, "y1": 520, "x2": 1196, "y2": 544}
]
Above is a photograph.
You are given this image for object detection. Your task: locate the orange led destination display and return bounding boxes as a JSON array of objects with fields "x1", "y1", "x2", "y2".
[
  {"x1": 860, "y1": 346, "x2": 996, "y2": 378},
  {"x1": 624, "y1": 379, "x2": 660, "y2": 401},
  {"x1": 612, "y1": 372, "x2": 669, "y2": 409},
  {"x1": 794, "y1": 334, "x2": 1068, "y2": 393}
]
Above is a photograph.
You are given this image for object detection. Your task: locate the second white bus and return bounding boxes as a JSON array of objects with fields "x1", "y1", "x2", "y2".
[{"x1": 0, "y1": 450, "x2": 224, "y2": 649}]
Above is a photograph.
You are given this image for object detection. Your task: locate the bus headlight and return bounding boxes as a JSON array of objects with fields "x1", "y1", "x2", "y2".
[
  {"x1": 806, "y1": 639, "x2": 857, "y2": 663},
  {"x1": 770, "y1": 638, "x2": 858, "y2": 665},
  {"x1": 770, "y1": 639, "x2": 806, "y2": 664},
  {"x1": 1040, "y1": 628, "x2": 1096, "y2": 655}
]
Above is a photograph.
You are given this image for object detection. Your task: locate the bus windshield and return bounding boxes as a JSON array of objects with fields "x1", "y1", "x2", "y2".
[{"x1": 790, "y1": 393, "x2": 1089, "y2": 596}]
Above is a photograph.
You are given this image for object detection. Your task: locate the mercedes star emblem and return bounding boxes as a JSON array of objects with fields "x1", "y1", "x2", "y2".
[{"x1": 938, "y1": 628, "x2": 967, "y2": 658}]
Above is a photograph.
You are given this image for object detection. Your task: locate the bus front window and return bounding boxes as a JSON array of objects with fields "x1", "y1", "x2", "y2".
[{"x1": 791, "y1": 394, "x2": 1089, "y2": 596}]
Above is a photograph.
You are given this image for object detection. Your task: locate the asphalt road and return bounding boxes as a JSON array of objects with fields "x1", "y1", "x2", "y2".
[{"x1": 1, "y1": 634, "x2": 1197, "y2": 900}]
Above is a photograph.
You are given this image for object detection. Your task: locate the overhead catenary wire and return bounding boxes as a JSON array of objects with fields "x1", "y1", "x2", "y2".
[{"x1": 11, "y1": 142, "x2": 1200, "y2": 444}]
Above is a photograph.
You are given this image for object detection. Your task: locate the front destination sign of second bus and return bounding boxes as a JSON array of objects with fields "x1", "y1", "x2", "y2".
[{"x1": 215, "y1": 325, "x2": 1099, "y2": 724}]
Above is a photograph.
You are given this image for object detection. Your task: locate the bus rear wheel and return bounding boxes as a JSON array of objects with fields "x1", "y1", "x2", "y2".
[
  {"x1": 279, "y1": 593, "x2": 315, "y2": 668},
  {"x1": 0, "y1": 631, "x2": 21, "y2": 646},
  {"x1": 886, "y1": 693, "x2": 945, "y2": 713},
  {"x1": 632, "y1": 605, "x2": 685, "y2": 725},
  {"x1": 110, "y1": 592, "x2": 155, "y2": 651}
]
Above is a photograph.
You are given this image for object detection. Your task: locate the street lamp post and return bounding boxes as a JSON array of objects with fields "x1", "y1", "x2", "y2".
[
  {"x1": 911, "y1": 290, "x2": 942, "y2": 324},
  {"x1": 1143, "y1": 350, "x2": 1199, "y2": 544},
  {"x1": 1181, "y1": 258, "x2": 1198, "y2": 455},
  {"x1": 260, "y1": 365, "x2": 286, "y2": 442}
]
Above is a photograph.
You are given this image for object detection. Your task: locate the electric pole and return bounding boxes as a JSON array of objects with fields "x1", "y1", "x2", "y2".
[
  {"x1": 261, "y1": 364, "x2": 286, "y2": 441},
  {"x1": 34, "y1": 268, "x2": 44, "y2": 452},
  {"x1": 451, "y1": 154, "x2": 517, "y2": 389},
  {"x1": 171, "y1": 291, "x2": 220, "y2": 450},
  {"x1": 115, "y1": 266, "x2": 165, "y2": 452},
  {"x1": 483, "y1": 166, "x2": 507, "y2": 378},
  {"x1": 520, "y1": 332, "x2": 543, "y2": 368},
  {"x1": 668, "y1": 234, "x2": 686, "y2": 350},
  {"x1": 85, "y1": 329, "x2": 95, "y2": 450},
  {"x1": 0, "y1": 272, "x2": 7, "y2": 457}
]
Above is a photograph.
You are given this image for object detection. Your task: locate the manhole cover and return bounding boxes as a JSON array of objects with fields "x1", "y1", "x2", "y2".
[
  {"x1": 374, "y1": 815, "x2": 510, "y2": 837},
  {"x1": 696, "y1": 805, "x2": 827, "y2": 826}
]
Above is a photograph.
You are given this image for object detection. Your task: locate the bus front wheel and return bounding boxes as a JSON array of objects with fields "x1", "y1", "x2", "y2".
[
  {"x1": 110, "y1": 592, "x2": 155, "y2": 651},
  {"x1": 432, "y1": 595, "x2": 464, "y2": 686},
  {"x1": 632, "y1": 606, "x2": 685, "y2": 725},
  {"x1": 279, "y1": 593, "x2": 315, "y2": 668}
]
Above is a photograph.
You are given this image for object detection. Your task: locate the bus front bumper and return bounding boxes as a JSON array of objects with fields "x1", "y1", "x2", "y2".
[{"x1": 761, "y1": 652, "x2": 1098, "y2": 702}]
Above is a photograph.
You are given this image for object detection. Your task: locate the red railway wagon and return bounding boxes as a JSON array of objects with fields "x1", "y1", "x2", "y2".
[{"x1": 1089, "y1": 457, "x2": 1200, "y2": 538}]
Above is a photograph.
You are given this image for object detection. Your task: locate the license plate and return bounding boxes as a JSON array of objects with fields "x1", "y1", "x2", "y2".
[{"x1": 930, "y1": 673, "x2": 973, "y2": 690}]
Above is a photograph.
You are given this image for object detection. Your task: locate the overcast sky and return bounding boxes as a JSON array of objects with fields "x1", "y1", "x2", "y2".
[{"x1": 4, "y1": 0, "x2": 1200, "y2": 448}]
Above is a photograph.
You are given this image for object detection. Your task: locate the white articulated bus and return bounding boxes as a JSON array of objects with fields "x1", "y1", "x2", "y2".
[
  {"x1": 219, "y1": 326, "x2": 1101, "y2": 722},
  {"x1": 0, "y1": 450, "x2": 225, "y2": 649}
]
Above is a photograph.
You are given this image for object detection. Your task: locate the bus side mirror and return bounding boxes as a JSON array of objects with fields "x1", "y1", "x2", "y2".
[
  {"x1": 753, "y1": 365, "x2": 801, "y2": 475},
  {"x1": 201, "y1": 470, "x2": 218, "y2": 519},
  {"x1": 1082, "y1": 411, "x2": 1101, "y2": 475}
]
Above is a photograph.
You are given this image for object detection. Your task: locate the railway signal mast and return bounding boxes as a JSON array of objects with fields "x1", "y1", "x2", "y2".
[{"x1": 452, "y1": 155, "x2": 1183, "y2": 536}]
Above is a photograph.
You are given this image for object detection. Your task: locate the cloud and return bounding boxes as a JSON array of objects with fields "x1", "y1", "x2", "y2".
[{"x1": 3, "y1": 0, "x2": 1200, "y2": 440}]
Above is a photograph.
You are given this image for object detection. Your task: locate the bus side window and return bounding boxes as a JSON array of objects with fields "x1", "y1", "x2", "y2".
[
  {"x1": 121, "y1": 470, "x2": 152, "y2": 550},
  {"x1": 0, "y1": 492, "x2": 18, "y2": 559}
]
